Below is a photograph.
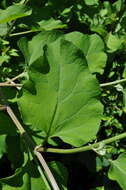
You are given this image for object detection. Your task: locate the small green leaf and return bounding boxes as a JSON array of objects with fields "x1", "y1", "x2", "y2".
[
  {"x1": 0, "y1": 55, "x2": 10, "y2": 66},
  {"x1": 9, "y1": 49, "x2": 19, "y2": 57},
  {"x1": 0, "y1": 23, "x2": 8, "y2": 36},
  {"x1": 106, "y1": 33, "x2": 123, "y2": 52},
  {"x1": 0, "y1": 4, "x2": 32, "y2": 24},
  {"x1": 37, "y1": 18, "x2": 67, "y2": 31},
  {"x1": 108, "y1": 153, "x2": 126, "y2": 190},
  {"x1": 113, "y1": 0, "x2": 123, "y2": 12},
  {"x1": 91, "y1": 25, "x2": 107, "y2": 38},
  {"x1": 84, "y1": 0, "x2": 98, "y2": 6}
]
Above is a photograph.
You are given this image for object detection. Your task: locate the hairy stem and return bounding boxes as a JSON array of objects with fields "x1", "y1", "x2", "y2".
[{"x1": 37, "y1": 132, "x2": 126, "y2": 154}]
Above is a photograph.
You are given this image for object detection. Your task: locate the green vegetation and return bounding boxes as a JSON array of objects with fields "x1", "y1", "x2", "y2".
[{"x1": 1, "y1": 0, "x2": 126, "y2": 189}]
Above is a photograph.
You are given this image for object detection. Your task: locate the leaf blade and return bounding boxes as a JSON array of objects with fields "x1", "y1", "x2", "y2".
[
  {"x1": 0, "y1": 4, "x2": 32, "y2": 24},
  {"x1": 65, "y1": 32, "x2": 107, "y2": 74},
  {"x1": 18, "y1": 36, "x2": 103, "y2": 147}
]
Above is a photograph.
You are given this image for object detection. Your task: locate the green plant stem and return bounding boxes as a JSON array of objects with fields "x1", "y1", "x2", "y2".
[
  {"x1": 0, "y1": 72, "x2": 26, "y2": 88},
  {"x1": 37, "y1": 132, "x2": 126, "y2": 154},
  {"x1": 6, "y1": 72, "x2": 26, "y2": 83},
  {"x1": 10, "y1": 30, "x2": 37, "y2": 37},
  {"x1": 6, "y1": 106, "x2": 26, "y2": 134},
  {"x1": 100, "y1": 78, "x2": 126, "y2": 87}
]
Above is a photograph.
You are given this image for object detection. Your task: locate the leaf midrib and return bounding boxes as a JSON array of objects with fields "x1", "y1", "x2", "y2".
[{"x1": 46, "y1": 51, "x2": 62, "y2": 138}]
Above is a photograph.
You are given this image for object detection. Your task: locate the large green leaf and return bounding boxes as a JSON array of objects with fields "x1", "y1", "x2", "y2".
[
  {"x1": 35, "y1": 18, "x2": 67, "y2": 31},
  {"x1": 18, "y1": 38, "x2": 103, "y2": 147},
  {"x1": 65, "y1": 32, "x2": 107, "y2": 74},
  {"x1": 108, "y1": 153, "x2": 126, "y2": 190},
  {"x1": 0, "y1": 4, "x2": 32, "y2": 24}
]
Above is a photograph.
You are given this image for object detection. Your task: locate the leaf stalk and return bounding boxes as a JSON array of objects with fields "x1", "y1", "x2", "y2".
[
  {"x1": 100, "y1": 78, "x2": 126, "y2": 87},
  {"x1": 0, "y1": 83, "x2": 22, "y2": 87},
  {"x1": 37, "y1": 132, "x2": 126, "y2": 154},
  {"x1": 10, "y1": 30, "x2": 37, "y2": 37}
]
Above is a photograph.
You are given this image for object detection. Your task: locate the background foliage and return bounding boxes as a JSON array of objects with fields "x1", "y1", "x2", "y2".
[{"x1": 1, "y1": 0, "x2": 126, "y2": 189}]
